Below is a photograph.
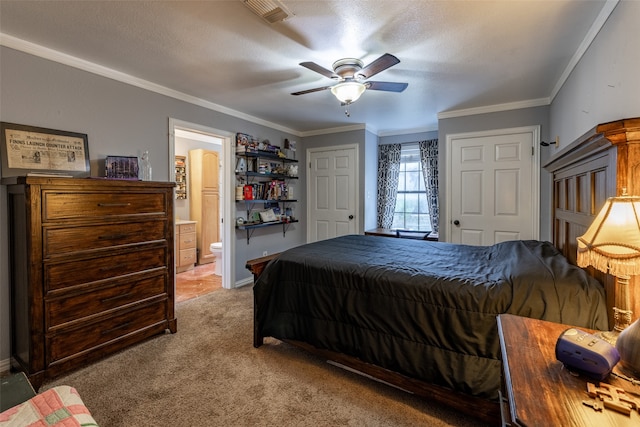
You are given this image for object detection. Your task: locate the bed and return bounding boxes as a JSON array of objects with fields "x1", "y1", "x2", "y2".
[{"x1": 249, "y1": 117, "x2": 640, "y2": 425}]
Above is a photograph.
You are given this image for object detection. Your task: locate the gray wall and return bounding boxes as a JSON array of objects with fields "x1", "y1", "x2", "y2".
[
  {"x1": 364, "y1": 129, "x2": 379, "y2": 230},
  {"x1": 0, "y1": 46, "x2": 306, "y2": 364},
  {"x1": 550, "y1": 0, "x2": 640, "y2": 147},
  {"x1": 438, "y1": 106, "x2": 551, "y2": 242}
]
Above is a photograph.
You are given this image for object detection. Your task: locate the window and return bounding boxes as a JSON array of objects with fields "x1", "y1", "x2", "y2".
[{"x1": 392, "y1": 144, "x2": 431, "y2": 231}]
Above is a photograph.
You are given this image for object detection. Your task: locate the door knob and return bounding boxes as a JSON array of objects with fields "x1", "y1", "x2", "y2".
[
  {"x1": 348, "y1": 215, "x2": 354, "y2": 220},
  {"x1": 453, "y1": 220, "x2": 460, "y2": 226}
]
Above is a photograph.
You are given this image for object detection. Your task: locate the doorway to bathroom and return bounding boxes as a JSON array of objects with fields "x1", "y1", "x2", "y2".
[{"x1": 169, "y1": 118, "x2": 235, "y2": 295}]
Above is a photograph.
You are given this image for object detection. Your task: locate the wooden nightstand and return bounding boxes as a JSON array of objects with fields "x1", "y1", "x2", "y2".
[{"x1": 497, "y1": 314, "x2": 640, "y2": 426}]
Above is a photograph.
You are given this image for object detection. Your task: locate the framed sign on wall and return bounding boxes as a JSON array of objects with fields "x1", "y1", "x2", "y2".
[{"x1": 1, "y1": 122, "x2": 90, "y2": 180}]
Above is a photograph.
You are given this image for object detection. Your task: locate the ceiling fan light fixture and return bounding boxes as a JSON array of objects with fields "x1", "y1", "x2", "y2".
[{"x1": 331, "y1": 82, "x2": 366, "y2": 104}]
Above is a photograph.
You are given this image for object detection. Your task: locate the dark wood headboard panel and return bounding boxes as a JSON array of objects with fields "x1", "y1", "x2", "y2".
[{"x1": 544, "y1": 117, "x2": 640, "y2": 328}]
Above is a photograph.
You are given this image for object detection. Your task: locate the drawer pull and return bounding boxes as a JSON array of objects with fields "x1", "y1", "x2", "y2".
[
  {"x1": 97, "y1": 203, "x2": 132, "y2": 207},
  {"x1": 98, "y1": 234, "x2": 128, "y2": 240},
  {"x1": 102, "y1": 322, "x2": 131, "y2": 335},
  {"x1": 101, "y1": 293, "x2": 131, "y2": 303}
]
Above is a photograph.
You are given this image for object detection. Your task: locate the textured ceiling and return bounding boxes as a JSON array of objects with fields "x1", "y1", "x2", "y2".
[{"x1": 0, "y1": 1, "x2": 611, "y2": 135}]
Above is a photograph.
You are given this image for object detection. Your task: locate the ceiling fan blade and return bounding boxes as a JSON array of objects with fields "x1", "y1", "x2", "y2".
[
  {"x1": 299, "y1": 62, "x2": 339, "y2": 79},
  {"x1": 357, "y1": 53, "x2": 400, "y2": 79},
  {"x1": 291, "y1": 85, "x2": 333, "y2": 96},
  {"x1": 365, "y1": 81, "x2": 408, "y2": 92}
]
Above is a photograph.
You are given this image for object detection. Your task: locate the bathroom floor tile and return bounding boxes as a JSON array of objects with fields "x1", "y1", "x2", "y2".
[{"x1": 176, "y1": 262, "x2": 222, "y2": 303}]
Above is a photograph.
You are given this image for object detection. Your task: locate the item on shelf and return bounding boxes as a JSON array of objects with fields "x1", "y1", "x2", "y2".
[
  {"x1": 236, "y1": 132, "x2": 258, "y2": 152},
  {"x1": 258, "y1": 161, "x2": 270, "y2": 174},
  {"x1": 259, "y1": 208, "x2": 277, "y2": 223},
  {"x1": 175, "y1": 155, "x2": 187, "y2": 200},
  {"x1": 243, "y1": 185, "x2": 253, "y2": 200},
  {"x1": 236, "y1": 185, "x2": 244, "y2": 200},
  {"x1": 236, "y1": 157, "x2": 246, "y2": 172}
]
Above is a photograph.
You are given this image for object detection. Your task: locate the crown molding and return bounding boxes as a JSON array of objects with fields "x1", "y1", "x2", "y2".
[
  {"x1": 437, "y1": 97, "x2": 550, "y2": 120},
  {"x1": 378, "y1": 125, "x2": 439, "y2": 137},
  {"x1": 0, "y1": 33, "x2": 302, "y2": 137},
  {"x1": 550, "y1": 0, "x2": 619, "y2": 101},
  {"x1": 300, "y1": 123, "x2": 369, "y2": 137}
]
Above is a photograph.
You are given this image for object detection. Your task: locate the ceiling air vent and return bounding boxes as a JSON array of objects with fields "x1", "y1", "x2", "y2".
[{"x1": 243, "y1": 0, "x2": 293, "y2": 24}]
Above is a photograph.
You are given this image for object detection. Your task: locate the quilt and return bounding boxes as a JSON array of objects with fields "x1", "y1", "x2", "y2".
[{"x1": 0, "y1": 386, "x2": 98, "y2": 427}]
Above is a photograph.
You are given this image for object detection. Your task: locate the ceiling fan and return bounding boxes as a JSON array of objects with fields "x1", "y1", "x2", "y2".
[{"x1": 291, "y1": 53, "x2": 408, "y2": 106}]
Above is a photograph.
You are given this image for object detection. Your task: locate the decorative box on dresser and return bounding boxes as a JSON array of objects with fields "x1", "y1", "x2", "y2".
[
  {"x1": 6, "y1": 177, "x2": 177, "y2": 389},
  {"x1": 175, "y1": 220, "x2": 197, "y2": 273}
]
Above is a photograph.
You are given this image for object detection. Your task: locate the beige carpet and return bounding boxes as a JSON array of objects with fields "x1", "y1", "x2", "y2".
[{"x1": 42, "y1": 286, "x2": 491, "y2": 426}]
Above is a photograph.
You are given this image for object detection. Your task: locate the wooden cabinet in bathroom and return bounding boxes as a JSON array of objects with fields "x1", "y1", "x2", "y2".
[
  {"x1": 176, "y1": 220, "x2": 197, "y2": 273},
  {"x1": 189, "y1": 149, "x2": 220, "y2": 265},
  {"x1": 5, "y1": 177, "x2": 176, "y2": 389}
]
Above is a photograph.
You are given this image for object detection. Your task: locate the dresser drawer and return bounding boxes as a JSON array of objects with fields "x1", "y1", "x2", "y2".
[
  {"x1": 178, "y1": 248, "x2": 197, "y2": 266},
  {"x1": 47, "y1": 299, "x2": 169, "y2": 364},
  {"x1": 178, "y1": 222, "x2": 196, "y2": 234},
  {"x1": 45, "y1": 246, "x2": 167, "y2": 292},
  {"x1": 42, "y1": 190, "x2": 168, "y2": 221},
  {"x1": 179, "y1": 231, "x2": 196, "y2": 250},
  {"x1": 44, "y1": 220, "x2": 166, "y2": 257},
  {"x1": 46, "y1": 274, "x2": 167, "y2": 328}
]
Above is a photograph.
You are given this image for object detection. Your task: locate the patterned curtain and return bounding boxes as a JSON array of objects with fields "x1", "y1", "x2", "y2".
[
  {"x1": 419, "y1": 139, "x2": 439, "y2": 233},
  {"x1": 376, "y1": 144, "x2": 402, "y2": 228}
]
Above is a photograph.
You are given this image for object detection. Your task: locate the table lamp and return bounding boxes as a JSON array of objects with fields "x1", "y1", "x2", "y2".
[{"x1": 577, "y1": 189, "x2": 640, "y2": 377}]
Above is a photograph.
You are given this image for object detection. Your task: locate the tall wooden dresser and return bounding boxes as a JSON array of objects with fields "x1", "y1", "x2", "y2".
[{"x1": 6, "y1": 177, "x2": 177, "y2": 389}]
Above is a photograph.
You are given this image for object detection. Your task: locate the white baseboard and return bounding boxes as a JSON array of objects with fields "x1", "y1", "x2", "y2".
[{"x1": 234, "y1": 277, "x2": 254, "y2": 288}]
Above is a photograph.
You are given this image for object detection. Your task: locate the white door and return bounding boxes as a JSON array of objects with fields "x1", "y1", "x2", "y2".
[
  {"x1": 307, "y1": 145, "x2": 358, "y2": 242},
  {"x1": 446, "y1": 126, "x2": 539, "y2": 245}
]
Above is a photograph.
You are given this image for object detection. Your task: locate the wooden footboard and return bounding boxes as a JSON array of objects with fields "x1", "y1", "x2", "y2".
[
  {"x1": 246, "y1": 254, "x2": 501, "y2": 425},
  {"x1": 246, "y1": 253, "x2": 279, "y2": 348},
  {"x1": 284, "y1": 339, "x2": 501, "y2": 425}
]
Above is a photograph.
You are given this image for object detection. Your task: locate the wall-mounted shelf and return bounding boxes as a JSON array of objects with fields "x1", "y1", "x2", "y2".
[
  {"x1": 236, "y1": 219, "x2": 299, "y2": 244},
  {"x1": 235, "y1": 147, "x2": 298, "y2": 244},
  {"x1": 175, "y1": 155, "x2": 187, "y2": 200}
]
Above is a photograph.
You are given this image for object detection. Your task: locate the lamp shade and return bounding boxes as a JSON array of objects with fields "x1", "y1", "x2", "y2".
[
  {"x1": 577, "y1": 194, "x2": 640, "y2": 277},
  {"x1": 331, "y1": 82, "x2": 366, "y2": 104}
]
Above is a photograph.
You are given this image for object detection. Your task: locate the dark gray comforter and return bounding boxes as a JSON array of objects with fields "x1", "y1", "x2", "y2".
[{"x1": 254, "y1": 235, "x2": 608, "y2": 400}]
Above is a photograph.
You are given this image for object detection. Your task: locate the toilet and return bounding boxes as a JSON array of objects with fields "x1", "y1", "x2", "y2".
[{"x1": 209, "y1": 242, "x2": 223, "y2": 276}]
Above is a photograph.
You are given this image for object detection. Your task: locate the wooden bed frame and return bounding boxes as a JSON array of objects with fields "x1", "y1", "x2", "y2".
[
  {"x1": 544, "y1": 117, "x2": 640, "y2": 327},
  {"x1": 246, "y1": 117, "x2": 640, "y2": 425}
]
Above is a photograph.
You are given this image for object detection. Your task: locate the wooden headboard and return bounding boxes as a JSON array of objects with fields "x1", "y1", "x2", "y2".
[{"x1": 544, "y1": 117, "x2": 640, "y2": 328}]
